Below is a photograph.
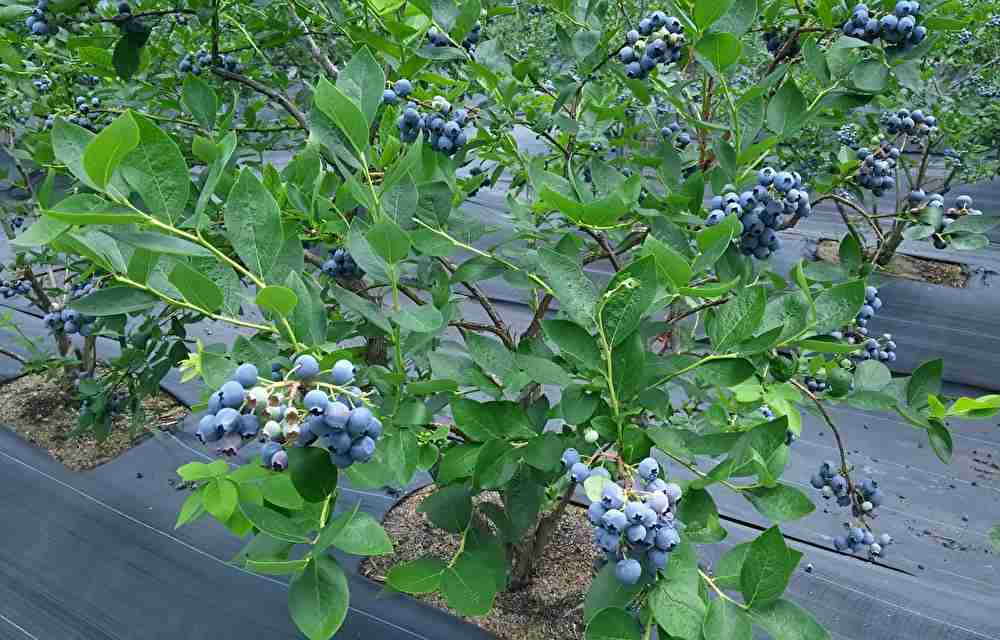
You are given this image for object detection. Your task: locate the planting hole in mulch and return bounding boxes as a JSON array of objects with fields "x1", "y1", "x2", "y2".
[
  {"x1": 362, "y1": 485, "x2": 599, "y2": 640},
  {"x1": 0, "y1": 372, "x2": 186, "y2": 470},
  {"x1": 816, "y1": 239, "x2": 968, "y2": 287}
]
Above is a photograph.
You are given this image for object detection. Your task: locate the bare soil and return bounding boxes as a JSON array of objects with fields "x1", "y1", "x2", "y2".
[
  {"x1": 361, "y1": 484, "x2": 600, "y2": 640},
  {"x1": 0, "y1": 372, "x2": 186, "y2": 470},
  {"x1": 816, "y1": 239, "x2": 968, "y2": 288}
]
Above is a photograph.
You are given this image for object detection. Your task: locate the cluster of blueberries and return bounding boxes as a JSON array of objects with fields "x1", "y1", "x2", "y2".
[
  {"x1": 70, "y1": 278, "x2": 97, "y2": 299},
  {"x1": 179, "y1": 51, "x2": 240, "y2": 75},
  {"x1": 910, "y1": 193, "x2": 982, "y2": 249},
  {"x1": 810, "y1": 462, "x2": 891, "y2": 555},
  {"x1": 660, "y1": 120, "x2": 692, "y2": 149},
  {"x1": 25, "y1": 0, "x2": 51, "y2": 36},
  {"x1": 803, "y1": 376, "x2": 830, "y2": 393},
  {"x1": 563, "y1": 450, "x2": 683, "y2": 585},
  {"x1": 468, "y1": 165, "x2": 493, "y2": 197},
  {"x1": 43, "y1": 308, "x2": 96, "y2": 336},
  {"x1": 705, "y1": 167, "x2": 811, "y2": 260},
  {"x1": 426, "y1": 21, "x2": 483, "y2": 51},
  {"x1": 837, "y1": 123, "x2": 860, "y2": 149},
  {"x1": 618, "y1": 11, "x2": 685, "y2": 80},
  {"x1": 855, "y1": 141, "x2": 901, "y2": 197},
  {"x1": 397, "y1": 96, "x2": 470, "y2": 156},
  {"x1": 855, "y1": 285, "x2": 883, "y2": 328},
  {"x1": 381, "y1": 78, "x2": 413, "y2": 106},
  {"x1": 9, "y1": 216, "x2": 26, "y2": 231},
  {"x1": 0, "y1": 280, "x2": 31, "y2": 298},
  {"x1": 842, "y1": 2, "x2": 928, "y2": 50},
  {"x1": 881, "y1": 108, "x2": 938, "y2": 137},
  {"x1": 763, "y1": 27, "x2": 800, "y2": 57},
  {"x1": 320, "y1": 248, "x2": 363, "y2": 280},
  {"x1": 32, "y1": 77, "x2": 52, "y2": 93},
  {"x1": 196, "y1": 357, "x2": 381, "y2": 470}
]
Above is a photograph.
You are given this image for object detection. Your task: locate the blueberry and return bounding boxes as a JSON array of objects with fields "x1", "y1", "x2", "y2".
[
  {"x1": 364, "y1": 417, "x2": 383, "y2": 440},
  {"x1": 260, "y1": 441, "x2": 282, "y2": 466},
  {"x1": 637, "y1": 457, "x2": 659, "y2": 481},
  {"x1": 382, "y1": 89, "x2": 398, "y2": 105},
  {"x1": 271, "y1": 450, "x2": 289, "y2": 470},
  {"x1": 196, "y1": 414, "x2": 222, "y2": 444},
  {"x1": 649, "y1": 549, "x2": 669, "y2": 570},
  {"x1": 294, "y1": 354, "x2": 320, "y2": 379},
  {"x1": 569, "y1": 462, "x2": 591, "y2": 483},
  {"x1": 327, "y1": 431, "x2": 353, "y2": 455},
  {"x1": 601, "y1": 508, "x2": 628, "y2": 533},
  {"x1": 561, "y1": 448, "x2": 581, "y2": 469},
  {"x1": 654, "y1": 527, "x2": 680, "y2": 551},
  {"x1": 331, "y1": 358, "x2": 355, "y2": 384},
  {"x1": 323, "y1": 401, "x2": 351, "y2": 430},
  {"x1": 646, "y1": 491, "x2": 669, "y2": 514},
  {"x1": 234, "y1": 363, "x2": 258, "y2": 388},
  {"x1": 601, "y1": 482, "x2": 625, "y2": 509},
  {"x1": 588, "y1": 502, "x2": 608, "y2": 525},
  {"x1": 303, "y1": 389, "x2": 329, "y2": 415},
  {"x1": 219, "y1": 381, "x2": 246, "y2": 408},
  {"x1": 238, "y1": 414, "x2": 260, "y2": 439},
  {"x1": 615, "y1": 558, "x2": 642, "y2": 585},
  {"x1": 394, "y1": 78, "x2": 412, "y2": 96},
  {"x1": 347, "y1": 406, "x2": 374, "y2": 438},
  {"x1": 350, "y1": 436, "x2": 376, "y2": 462}
]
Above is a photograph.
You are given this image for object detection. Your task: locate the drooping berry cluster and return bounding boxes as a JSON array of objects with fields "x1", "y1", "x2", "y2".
[
  {"x1": 842, "y1": 2, "x2": 927, "y2": 51},
  {"x1": 705, "y1": 167, "x2": 810, "y2": 260},
  {"x1": 908, "y1": 192, "x2": 982, "y2": 249},
  {"x1": 179, "y1": 51, "x2": 240, "y2": 75},
  {"x1": 70, "y1": 278, "x2": 97, "y2": 299},
  {"x1": 25, "y1": 0, "x2": 51, "y2": 36},
  {"x1": 321, "y1": 248, "x2": 364, "y2": 280},
  {"x1": 854, "y1": 142, "x2": 900, "y2": 197},
  {"x1": 763, "y1": 27, "x2": 800, "y2": 56},
  {"x1": 810, "y1": 462, "x2": 891, "y2": 556},
  {"x1": 32, "y1": 77, "x2": 52, "y2": 93},
  {"x1": 0, "y1": 280, "x2": 31, "y2": 298},
  {"x1": 461, "y1": 21, "x2": 483, "y2": 50},
  {"x1": 397, "y1": 97, "x2": 470, "y2": 156},
  {"x1": 803, "y1": 376, "x2": 829, "y2": 393},
  {"x1": 197, "y1": 356, "x2": 382, "y2": 470},
  {"x1": 882, "y1": 108, "x2": 938, "y2": 137},
  {"x1": 43, "y1": 308, "x2": 96, "y2": 336},
  {"x1": 837, "y1": 123, "x2": 860, "y2": 149},
  {"x1": 563, "y1": 450, "x2": 683, "y2": 585},
  {"x1": 660, "y1": 120, "x2": 692, "y2": 149},
  {"x1": 618, "y1": 11, "x2": 685, "y2": 80},
  {"x1": 855, "y1": 285, "x2": 883, "y2": 328}
]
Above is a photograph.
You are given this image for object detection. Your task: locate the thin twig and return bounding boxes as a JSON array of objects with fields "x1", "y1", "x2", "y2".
[
  {"x1": 211, "y1": 67, "x2": 309, "y2": 130},
  {"x1": 435, "y1": 257, "x2": 516, "y2": 350},
  {"x1": 288, "y1": 2, "x2": 339, "y2": 78}
]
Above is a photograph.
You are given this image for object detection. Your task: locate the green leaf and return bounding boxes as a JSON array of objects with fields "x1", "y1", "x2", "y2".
[
  {"x1": 695, "y1": 358, "x2": 755, "y2": 387},
  {"x1": 714, "y1": 543, "x2": 750, "y2": 589},
  {"x1": 438, "y1": 443, "x2": 481, "y2": 483},
  {"x1": 83, "y1": 111, "x2": 140, "y2": 190},
  {"x1": 854, "y1": 360, "x2": 891, "y2": 391},
  {"x1": 337, "y1": 48, "x2": 385, "y2": 124},
  {"x1": 767, "y1": 79, "x2": 807, "y2": 135},
  {"x1": 740, "y1": 526, "x2": 798, "y2": 606},
  {"x1": 676, "y1": 487, "x2": 727, "y2": 543},
  {"x1": 642, "y1": 234, "x2": 692, "y2": 290},
  {"x1": 52, "y1": 118, "x2": 99, "y2": 190},
  {"x1": 709, "y1": 286, "x2": 765, "y2": 351},
  {"x1": 947, "y1": 233, "x2": 989, "y2": 251},
  {"x1": 711, "y1": 0, "x2": 758, "y2": 36},
  {"x1": 287, "y1": 447, "x2": 339, "y2": 502},
  {"x1": 256, "y1": 286, "x2": 299, "y2": 317},
  {"x1": 695, "y1": 0, "x2": 734, "y2": 29},
  {"x1": 537, "y1": 248, "x2": 599, "y2": 328},
  {"x1": 649, "y1": 553, "x2": 706, "y2": 640},
  {"x1": 600, "y1": 255, "x2": 658, "y2": 347},
  {"x1": 289, "y1": 556, "x2": 349, "y2": 640},
  {"x1": 838, "y1": 233, "x2": 862, "y2": 273},
  {"x1": 169, "y1": 262, "x2": 223, "y2": 312},
  {"x1": 261, "y1": 475, "x2": 305, "y2": 510},
  {"x1": 693, "y1": 214, "x2": 738, "y2": 273},
  {"x1": 120, "y1": 113, "x2": 189, "y2": 225},
  {"x1": 418, "y1": 484, "x2": 473, "y2": 533},
  {"x1": 223, "y1": 169, "x2": 285, "y2": 281},
  {"x1": 42, "y1": 193, "x2": 143, "y2": 226},
  {"x1": 324, "y1": 509, "x2": 393, "y2": 555},
  {"x1": 852, "y1": 60, "x2": 889, "y2": 93},
  {"x1": 202, "y1": 478, "x2": 238, "y2": 521},
  {"x1": 284, "y1": 271, "x2": 328, "y2": 346},
  {"x1": 314, "y1": 78, "x2": 370, "y2": 156},
  {"x1": 464, "y1": 332, "x2": 523, "y2": 388},
  {"x1": 704, "y1": 598, "x2": 752, "y2": 640},
  {"x1": 473, "y1": 439, "x2": 521, "y2": 489},
  {"x1": 585, "y1": 608, "x2": 642, "y2": 640},
  {"x1": 366, "y1": 218, "x2": 411, "y2": 264},
  {"x1": 988, "y1": 525, "x2": 1000, "y2": 552},
  {"x1": 195, "y1": 132, "x2": 237, "y2": 223},
  {"x1": 330, "y1": 283, "x2": 391, "y2": 333},
  {"x1": 246, "y1": 557, "x2": 310, "y2": 575},
  {"x1": 395, "y1": 305, "x2": 444, "y2": 333},
  {"x1": 813, "y1": 280, "x2": 864, "y2": 333},
  {"x1": 748, "y1": 599, "x2": 830, "y2": 640},
  {"x1": 943, "y1": 215, "x2": 1000, "y2": 235},
  {"x1": 387, "y1": 557, "x2": 447, "y2": 594},
  {"x1": 116, "y1": 231, "x2": 213, "y2": 257},
  {"x1": 696, "y1": 32, "x2": 742, "y2": 71},
  {"x1": 10, "y1": 216, "x2": 70, "y2": 248},
  {"x1": 441, "y1": 553, "x2": 498, "y2": 616},
  {"x1": 927, "y1": 421, "x2": 953, "y2": 464},
  {"x1": 239, "y1": 502, "x2": 311, "y2": 543},
  {"x1": 542, "y1": 319, "x2": 603, "y2": 372},
  {"x1": 540, "y1": 181, "x2": 636, "y2": 228},
  {"x1": 584, "y1": 563, "x2": 643, "y2": 623},
  {"x1": 70, "y1": 286, "x2": 158, "y2": 316},
  {"x1": 182, "y1": 75, "x2": 218, "y2": 129},
  {"x1": 175, "y1": 489, "x2": 205, "y2": 528},
  {"x1": 451, "y1": 398, "x2": 538, "y2": 441},
  {"x1": 907, "y1": 359, "x2": 942, "y2": 408},
  {"x1": 177, "y1": 459, "x2": 229, "y2": 481},
  {"x1": 745, "y1": 484, "x2": 815, "y2": 522},
  {"x1": 112, "y1": 30, "x2": 148, "y2": 80}
]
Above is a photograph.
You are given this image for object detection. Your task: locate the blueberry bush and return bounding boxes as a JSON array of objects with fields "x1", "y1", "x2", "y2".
[{"x1": 3, "y1": 0, "x2": 1000, "y2": 638}]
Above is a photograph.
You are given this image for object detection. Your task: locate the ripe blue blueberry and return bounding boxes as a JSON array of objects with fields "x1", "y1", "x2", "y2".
[
  {"x1": 238, "y1": 414, "x2": 260, "y2": 439},
  {"x1": 601, "y1": 509, "x2": 628, "y2": 533},
  {"x1": 654, "y1": 527, "x2": 680, "y2": 551},
  {"x1": 382, "y1": 89, "x2": 398, "y2": 105},
  {"x1": 601, "y1": 482, "x2": 625, "y2": 509},
  {"x1": 327, "y1": 431, "x2": 353, "y2": 455},
  {"x1": 323, "y1": 401, "x2": 351, "y2": 430},
  {"x1": 303, "y1": 389, "x2": 329, "y2": 415},
  {"x1": 649, "y1": 549, "x2": 669, "y2": 570},
  {"x1": 569, "y1": 462, "x2": 591, "y2": 483},
  {"x1": 646, "y1": 491, "x2": 669, "y2": 514},
  {"x1": 271, "y1": 450, "x2": 289, "y2": 470},
  {"x1": 294, "y1": 354, "x2": 320, "y2": 379},
  {"x1": 637, "y1": 457, "x2": 659, "y2": 481},
  {"x1": 615, "y1": 558, "x2": 642, "y2": 585},
  {"x1": 626, "y1": 524, "x2": 647, "y2": 543},
  {"x1": 331, "y1": 359, "x2": 355, "y2": 385},
  {"x1": 234, "y1": 363, "x2": 258, "y2": 388},
  {"x1": 394, "y1": 78, "x2": 412, "y2": 96},
  {"x1": 196, "y1": 414, "x2": 222, "y2": 444},
  {"x1": 347, "y1": 406, "x2": 374, "y2": 438},
  {"x1": 350, "y1": 436, "x2": 376, "y2": 462},
  {"x1": 561, "y1": 448, "x2": 581, "y2": 469},
  {"x1": 260, "y1": 441, "x2": 282, "y2": 467},
  {"x1": 219, "y1": 380, "x2": 245, "y2": 408},
  {"x1": 588, "y1": 502, "x2": 608, "y2": 525}
]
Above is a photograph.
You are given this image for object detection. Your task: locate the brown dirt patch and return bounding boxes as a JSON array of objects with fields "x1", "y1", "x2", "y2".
[
  {"x1": 816, "y1": 239, "x2": 968, "y2": 288},
  {"x1": 361, "y1": 484, "x2": 599, "y2": 640},
  {"x1": 0, "y1": 372, "x2": 186, "y2": 470}
]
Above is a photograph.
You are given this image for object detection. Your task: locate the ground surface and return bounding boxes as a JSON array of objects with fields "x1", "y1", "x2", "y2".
[{"x1": 0, "y1": 372, "x2": 186, "y2": 470}]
